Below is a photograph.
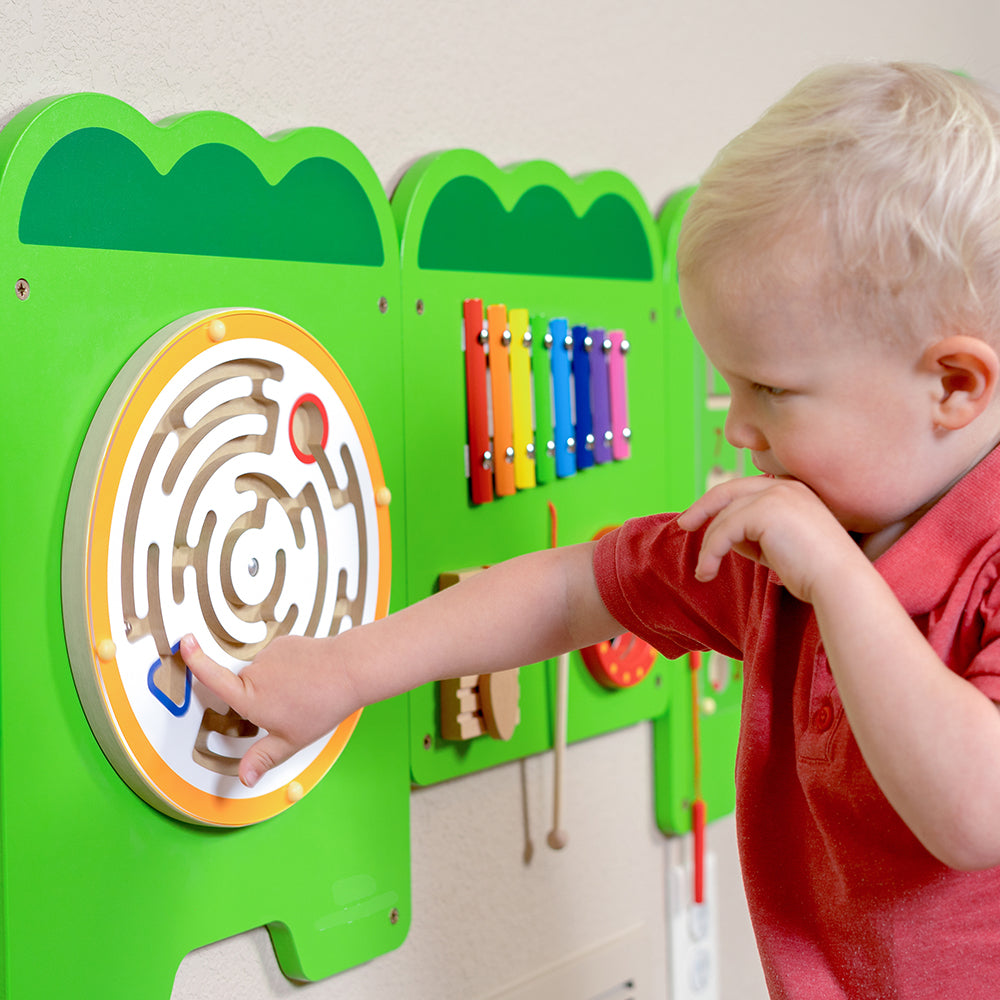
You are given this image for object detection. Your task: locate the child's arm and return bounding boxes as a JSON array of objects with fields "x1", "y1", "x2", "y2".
[
  {"x1": 181, "y1": 541, "x2": 621, "y2": 788},
  {"x1": 679, "y1": 475, "x2": 1000, "y2": 871}
]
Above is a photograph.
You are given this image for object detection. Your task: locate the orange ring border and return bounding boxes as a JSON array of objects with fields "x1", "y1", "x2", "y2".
[{"x1": 83, "y1": 309, "x2": 392, "y2": 826}]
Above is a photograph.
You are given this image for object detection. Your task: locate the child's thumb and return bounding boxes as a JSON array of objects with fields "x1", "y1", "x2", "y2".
[{"x1": 239, "y1": 733, "x2": 293, "y2": 789}]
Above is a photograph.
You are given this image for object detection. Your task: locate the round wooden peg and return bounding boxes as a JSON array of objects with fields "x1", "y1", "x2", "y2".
[{"x1": 480, "y1": 667, "x2": 520, "y2": 741}]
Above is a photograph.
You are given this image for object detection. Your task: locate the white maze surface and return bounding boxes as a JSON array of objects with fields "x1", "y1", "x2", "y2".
[{"x1": 70, "y1": 313, "x2": 386, "y2": 824}]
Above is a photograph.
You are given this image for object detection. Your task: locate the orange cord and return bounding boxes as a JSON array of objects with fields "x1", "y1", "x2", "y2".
[
  {"x1": 690, "y1": 650, "x2": 703, "y2": 800},
  {"x1": 690, "y1": 650, "x2": 707, "y2": 904}
]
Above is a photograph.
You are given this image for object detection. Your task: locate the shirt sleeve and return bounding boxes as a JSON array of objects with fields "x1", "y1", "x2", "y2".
[{"x1": 593, "y1": 512, "x2": 763, "y2": 662}]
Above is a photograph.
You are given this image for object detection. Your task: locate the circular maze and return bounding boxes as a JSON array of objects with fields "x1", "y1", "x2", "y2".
[{"x1": 63, "y1": 309, "x2": 390, "y2": 826}]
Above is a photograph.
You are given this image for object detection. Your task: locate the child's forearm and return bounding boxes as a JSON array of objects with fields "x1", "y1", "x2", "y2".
[
  {"x1": 812, "y1": 555, "x2": 1000, "y2": 870},
  {"x1": 679, "y1": 475, "x2": 1000, "y2": 870},
  {"x1": 337, "y1": 541, "x2": 621, "y2": 707}
]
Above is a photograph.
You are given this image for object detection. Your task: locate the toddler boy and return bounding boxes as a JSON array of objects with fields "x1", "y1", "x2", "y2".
[{"x1": 184, "y1": 61, "x2": 1000, "y2": 998}]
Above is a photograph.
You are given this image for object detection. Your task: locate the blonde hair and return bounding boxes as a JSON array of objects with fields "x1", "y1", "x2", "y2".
[{"x1": 678, "y1": 62, "x2": 1000, "y2": 343}]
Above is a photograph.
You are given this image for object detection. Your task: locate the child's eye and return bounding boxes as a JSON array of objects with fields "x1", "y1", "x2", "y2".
[{"x1": 751, "y1": 382, "x2": 787, "y2": 397}]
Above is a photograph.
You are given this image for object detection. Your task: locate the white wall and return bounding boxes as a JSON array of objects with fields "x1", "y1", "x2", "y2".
[{"x1": 4, "y1": 2, "x2": 999, "y2": 998}]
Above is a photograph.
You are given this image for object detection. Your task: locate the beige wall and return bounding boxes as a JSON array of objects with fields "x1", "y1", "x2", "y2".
[{"x1": 4, "y1": 2, "x2": 999, "y2": 997}]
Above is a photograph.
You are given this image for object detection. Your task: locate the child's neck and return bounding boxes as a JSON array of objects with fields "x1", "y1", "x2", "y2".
[
  {"x1": 860, "y1": 433, "x2": 1000, "y2": 561},
  {"x1": 860, "y1": 520, "x2": 922, "y2": 561}
]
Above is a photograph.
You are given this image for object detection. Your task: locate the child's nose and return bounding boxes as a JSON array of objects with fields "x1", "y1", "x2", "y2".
[{"x1": 724, "y1": 400, "x2": 768, "y2": 452}]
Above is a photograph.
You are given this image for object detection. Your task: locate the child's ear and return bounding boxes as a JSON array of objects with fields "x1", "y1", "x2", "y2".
[{"x1": 922, "y1": 335, "x2": 1000, "y2": 430}]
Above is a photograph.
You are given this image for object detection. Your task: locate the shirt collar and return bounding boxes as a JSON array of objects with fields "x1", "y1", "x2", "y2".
[{"x1": 874, "y1": 445, "x2": 1000, "y2": 615}]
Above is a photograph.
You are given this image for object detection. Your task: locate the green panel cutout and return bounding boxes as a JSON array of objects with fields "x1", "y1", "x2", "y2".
[
  {"x1": 416, "y1": 173, "x2": 652, "y2": 279},
  {"x1": 20, "y1": 126, "x2": 384, "y2": 265}
]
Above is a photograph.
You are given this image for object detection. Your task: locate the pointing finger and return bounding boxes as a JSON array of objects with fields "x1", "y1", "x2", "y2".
[{"x1": 179, "y1": 634, "x2": 248, "y2": 714}]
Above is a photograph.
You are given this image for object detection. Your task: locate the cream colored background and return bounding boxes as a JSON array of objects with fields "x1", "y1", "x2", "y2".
[{"x1": 3, "y1": 2, "x2": 998, "y2": 997}]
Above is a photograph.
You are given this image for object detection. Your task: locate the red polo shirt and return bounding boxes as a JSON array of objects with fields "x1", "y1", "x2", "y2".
[{"x1": 594, "y1": 446, "x2": 1000, "y2": 999}]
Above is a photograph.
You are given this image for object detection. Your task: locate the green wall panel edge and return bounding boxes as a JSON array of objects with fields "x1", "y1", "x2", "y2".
[
  {"x1": 652, "y1": 187, "x2": 743, "y2": 836},
  {"x1": 395, "y1": 150, "x2": 685, "y2": 786},
  {"x1": 0, "y1": 94, "x2": 410, "y2": 999}
]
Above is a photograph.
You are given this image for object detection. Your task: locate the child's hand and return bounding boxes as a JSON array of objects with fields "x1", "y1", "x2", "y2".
[
  {"x1": 180, "y1": 633, "x2": 356, "y2": 788},
  {"x1": 676, "y1": 476, "x2": 863, "y2": 604},
  {"x1": 179, "y1": 543, "x2": 618, "y2": 788}
]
